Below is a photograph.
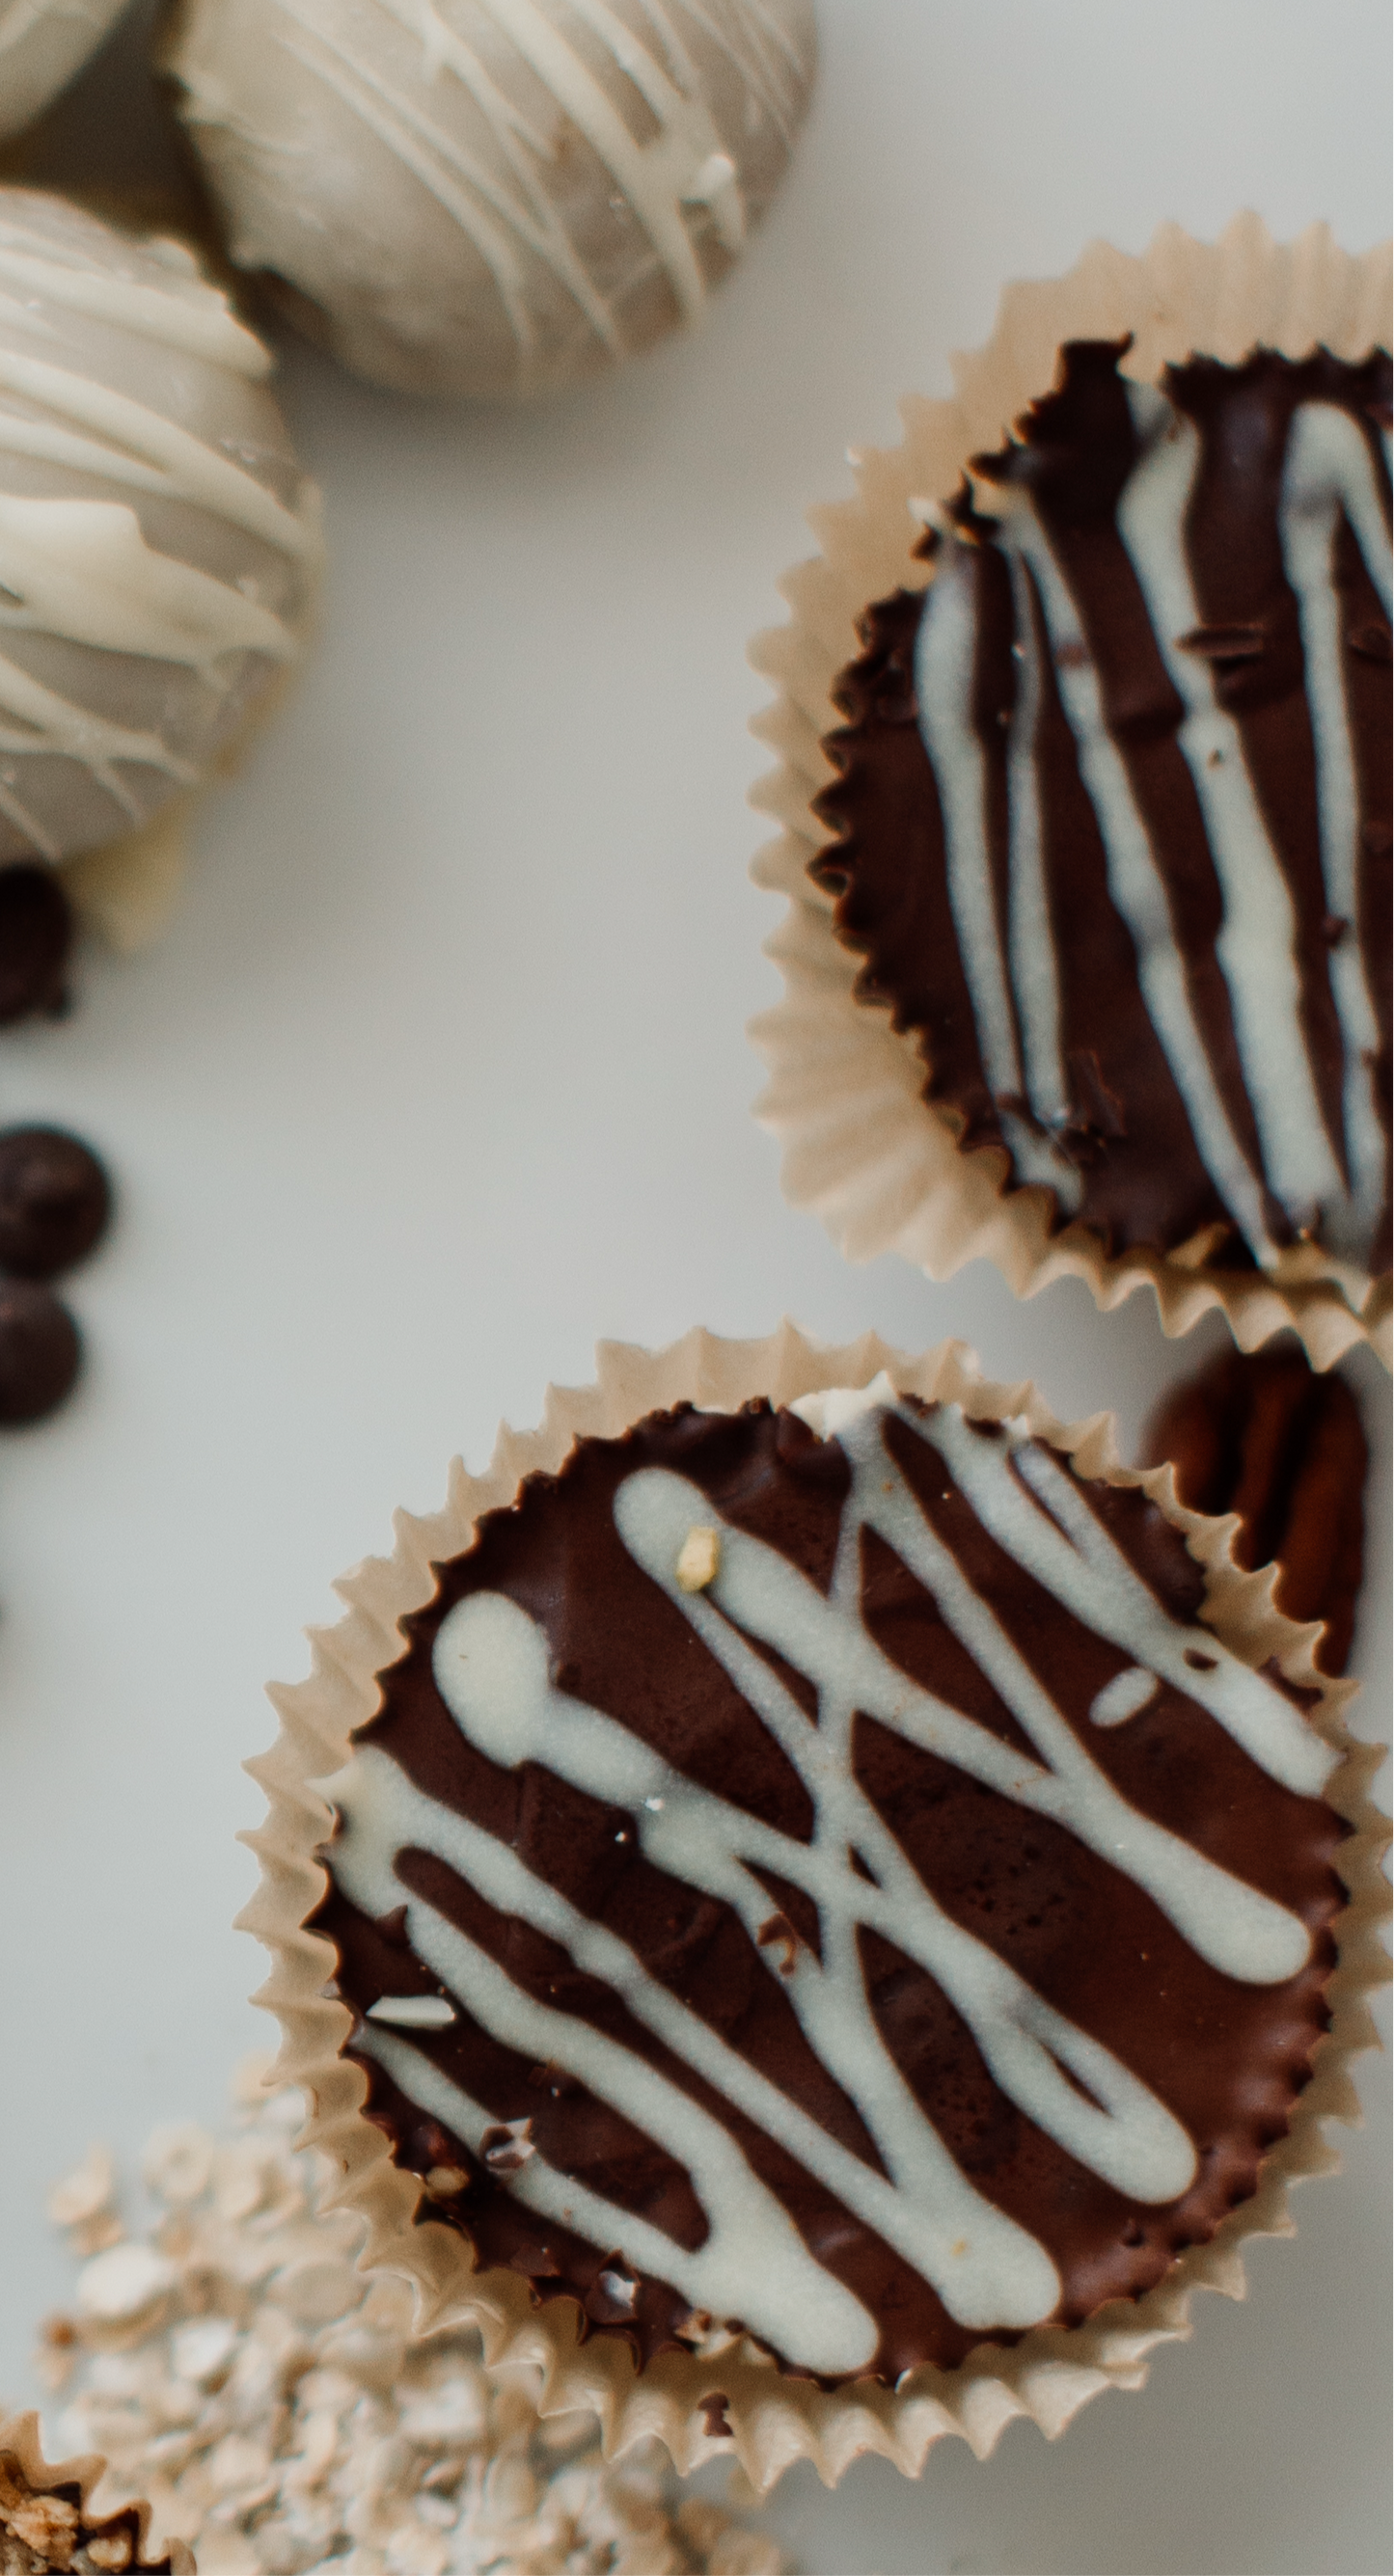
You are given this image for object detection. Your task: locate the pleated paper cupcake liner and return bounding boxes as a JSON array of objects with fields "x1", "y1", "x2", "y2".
[{"x1": 241, "y1": 1322, "x2": 1389, "y2": 2492}]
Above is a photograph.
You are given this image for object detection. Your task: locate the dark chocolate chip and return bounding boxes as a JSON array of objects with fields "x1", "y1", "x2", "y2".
[
  {"x1": 0, "y1": 1126, "x2": 111, "y2": 1279},
  {"x1": 0, "y1": 1280, "x2": 80, "y2": 1424},
  {"x1": 0, "y1": 863, "x2": 72, "y2": 1024}
]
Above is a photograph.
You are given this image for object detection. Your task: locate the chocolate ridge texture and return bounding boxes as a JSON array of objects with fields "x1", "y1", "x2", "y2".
[
  {"x1": 242, "y1": 1329, "x2": 1388, "y2": 2484},
  {"x1": 811, "y1": 343, "x2": 1392, "y2": 1277}
]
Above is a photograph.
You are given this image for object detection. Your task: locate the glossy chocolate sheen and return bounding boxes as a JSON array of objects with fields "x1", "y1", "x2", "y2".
[
  {"x1": 313, "y1": 1399, "x2": 1346, "y2": 2384},
  {"x1": 1143, "y1": 1349, "x2": 1367, "y2": 1674},
  {"x1": 812, "y1": 344, "x2": 1392, "y2": 1270}
]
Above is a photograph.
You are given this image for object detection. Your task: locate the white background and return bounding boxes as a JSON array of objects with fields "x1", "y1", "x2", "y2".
[{"x1": 0, "y1": 6, "x2": 1389, "y2": 2571}]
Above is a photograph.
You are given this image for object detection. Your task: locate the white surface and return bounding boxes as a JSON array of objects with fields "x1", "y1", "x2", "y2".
[{"x1": 1, "y1": 5, "x2": 1390, "y2": 2571}]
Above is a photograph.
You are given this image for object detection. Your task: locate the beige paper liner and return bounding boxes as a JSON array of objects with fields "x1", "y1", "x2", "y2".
[
  {"x1": 0, "y1": 2410, "x2": 193, "y2": 2574},
  {"x1": 748, "y1": 214, "x2": 1394, "y2": 1372},
  {"x1": 241, "y1": 1321, "x2": 1389, "y2": 2494}
]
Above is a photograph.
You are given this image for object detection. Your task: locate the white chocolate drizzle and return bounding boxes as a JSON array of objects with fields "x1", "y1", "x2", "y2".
[
  {"x1": 277, "y1": 0, "x2": 787, "y2": 331},
  {"x1": 0, "y1": 236, "x2": 272, "y2": 374},
  {"x1": 913, "y1": 367, "x2": 1392, "y2": 1271},
  {"x1": 915, "y1": 536, "x2": 1082, "y2": 1207},
  {"x1": 323, "y1": 1397, "x2": 1331, "y2": 2371},
  {"x1": 0, "y1": 198, "x2": 319, "y2": 862}
]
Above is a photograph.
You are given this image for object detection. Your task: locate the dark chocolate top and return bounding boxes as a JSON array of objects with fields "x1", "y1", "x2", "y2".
[
  {"x1": 812, "y1": 343, "x2": 1392, "y2": 1272},
  {"x1": 314, "y1": 1392, "x2": 1346, "y2": 2386},
  {"x1": 1142, "y1": 1348, "x2": 1367, "y2": 1673}
]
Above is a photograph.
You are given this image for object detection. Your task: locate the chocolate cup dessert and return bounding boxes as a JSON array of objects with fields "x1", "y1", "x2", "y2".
[
  {"x1": 243, "y1": 1329, "x2": 1387, "y2": 2484},
  {"x1": 812, "y1": 344, "x2": 1391, "y2": 1281},
  {"x1": 1142, "y1": 1346, "x2": 1367, "y2": 1675},
  {"x1": 0, "y1": 2412, "x2": 192, "y2": 2576},
  {"x1": 749, "y1": 218, "x2": 1393, "y2": 1369}
]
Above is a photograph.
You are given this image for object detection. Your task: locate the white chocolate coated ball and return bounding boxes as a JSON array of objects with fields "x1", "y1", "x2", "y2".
[
  {"x1": 0, "y1": 0, "x2": 129, "y2": 143},
  {"x1": 160, "y1": 0, "x2": 817, "y2": 400},
  {"x1": 0, "y1": 190, "x2": 321, "y2": 867}
]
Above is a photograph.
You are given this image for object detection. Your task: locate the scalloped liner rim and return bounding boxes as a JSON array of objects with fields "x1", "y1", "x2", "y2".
[
  {"x1": 0, "y1": 2409, "x2": 193, "y2": 2575},
  {"x1": 241, "y1": 1321, "x2": 1390, "y2": 2493},
  {"x1": 746, "y1": 213, "x2": 1394, "y2": 1375}
]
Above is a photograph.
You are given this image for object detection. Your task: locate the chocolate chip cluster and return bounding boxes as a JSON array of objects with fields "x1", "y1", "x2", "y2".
[{"x1": 0, "y1": 865, "x2": 112, "y2": 1427}]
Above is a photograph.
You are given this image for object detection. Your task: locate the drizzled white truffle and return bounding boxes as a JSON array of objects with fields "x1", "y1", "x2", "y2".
[
  {"x1": 160, "y1": 0, "x2": 817, "y2": 399},
  {"x1": 0, "y1": 0, "x2": 129, "y2": 143},
  {"x1": 0, "y1": 189, "x2": 321, "y2": 870}
]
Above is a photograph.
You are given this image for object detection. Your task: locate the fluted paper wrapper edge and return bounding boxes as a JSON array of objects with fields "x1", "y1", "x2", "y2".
[
  {"x1": 748, "y1": 214, "x2": 1393, "y2": 1372},
  {"x1": 0, "y1": 2409, "x2": 194, "y2": 2574},
  {"x1": 240, "y1": 1322, "x2": 1389, "y2": 2492}
]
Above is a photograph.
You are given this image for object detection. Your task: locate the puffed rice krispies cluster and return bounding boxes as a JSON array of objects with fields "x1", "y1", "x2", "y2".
[
  {"x1": 31, "y1": 2065, "x2": 787, "y2": 2576},
  {"x1": 0, "y1": 2470, "x2": 91, "y2": 2576},
  {"x1": 0, "y1": 2466, "x2": 141, "y2": 2576}
]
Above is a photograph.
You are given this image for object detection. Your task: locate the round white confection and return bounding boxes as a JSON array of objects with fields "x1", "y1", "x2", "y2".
[
  {"x1": 0, "y1": 189, "x2": 322, "y2": 867},
  {"x1": 159, "y1": 0, "x2": 817, "y2": 400},
  {"x1": 0, "y1": 0, "x2": 130, "y2": 143}
]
